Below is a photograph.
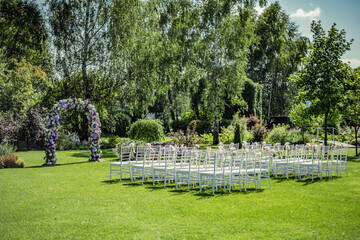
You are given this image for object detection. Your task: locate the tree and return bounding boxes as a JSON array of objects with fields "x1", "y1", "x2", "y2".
[
  {"x1": 110, "y1": 0, "x2": 163, "y2": 116},
  {"x1": 291, "y1": 21, "x2": 353, "y2": 145},
  {"x1": 247, "y1": 2, "x2": 308, "y2": 119},
  {"x1": 199, "y1": 0, "x2": 263, "y2": 144},
  {"x1": 0, "y1": 0, "x2": 51, "y2": 72},
  {"x1": 156, "y1": 0, "x2": 200, "y2": 123},
  {"x1": 342, "y1": 67, "x2": 360, "y2": 155},
  {"x1": 0, "y1": 57, "x2": 48, "y2": 114},
  {"x1": 289, "y1": 102, "x2": 314, "y2": 143},
  {"x1": 47, "y1": 0, "x2": 111, "y2": 101}
]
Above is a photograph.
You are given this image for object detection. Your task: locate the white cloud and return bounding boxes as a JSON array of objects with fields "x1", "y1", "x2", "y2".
[
  {"x1": 290, "y1": 7, "x2": 321, "y2": 20},
  {"x1": 309, "y1": 3, "x2": 314, "y2": 7},
  {"x1": 342, "y1": 58, "x2": 360, "y2": 68}
]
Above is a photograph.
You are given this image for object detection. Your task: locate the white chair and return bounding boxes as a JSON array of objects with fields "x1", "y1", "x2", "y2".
[
  {"x1": 299, "y1": 146, "x2": 321, "y2": 182},
  {"x1": 225, "y1": 150, "x2": 247, "y2": 192},
  {"x1": 331, "y1": 147, "x2": 348, "y2": 177},
  {"x1": 110, "y1": 145, "x2": 132, "y2": 180},
  {"x1": 152, "y1": 148, "x2": 177, "y2": 187},
  {"x1": 175, "y1": 150, "x2": 203, "y2": 191},
  {"x1": 273, "y1": 145, "x2": 295, "y2": 179},
  {"x1": 318, "y1": 145, "x2": 332, "y2": 179},
  {"x1": 254, "y1": 150, "x2": 271, "y2": 189},
  {"x1": 199, "y1": 150, "x2": 228, "y2": 195},
  {"x1": 131, "y1": 147, "x2": 156, "y2": 184}
]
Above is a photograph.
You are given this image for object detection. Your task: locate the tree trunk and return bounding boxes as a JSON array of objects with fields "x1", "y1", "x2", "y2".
[
  {"x1": 356, "y1": 126, "x2": 359, "y2": 156},
  {"x1": 213, "y1": 118, "x2": 219, "y2": 145},
  {"x1": 212, "y1": 15, "x2": 219, "y2": 145},
  {"x1": 167, "y1": 90, "x2": 176, "y2": 122},
  {"x1": 82, "y1": 1, "x2": 90, "y2": 101},
  {"x1": 324, "y1": 110, "x2": 329, "y2": 146},
  {"x1": 302, "y1": 127, "x2": 305, "y2": 143},
  {"x1": 267, "y1": 78, "x2": 273, "y2": 120}
]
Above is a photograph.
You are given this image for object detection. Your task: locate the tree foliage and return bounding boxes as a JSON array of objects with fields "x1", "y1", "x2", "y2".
[
  {"x1": 247, "y1": 2, "x2": 308, "y2": 118},
  {"x1": 0, "y1": 57, "x2": 48, "y2": 113},
  {"x1": 47, "y1": 0, "x2": 112, "y2": 100},
  {"x1": 0, "y1": 0, "x2": 51, "y2": 72},
  {"x1": 342, "y1": 67, "x2": 360, "y2": 155},
  {"x1": 292, "y1": 21, "x2": 353, "y2": 145},
  {"x1": 289, "y1": 102, "x2": 314, "y2": 143}
]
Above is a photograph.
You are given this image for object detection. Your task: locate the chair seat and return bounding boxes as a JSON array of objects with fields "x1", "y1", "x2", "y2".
[
  {"x1": 110, "y1": 162, "x2": 122, "y2": 166},
  {"x1": 199, "y1": 170, "x2": 223, "y2": 176},
  {"x1": 132, "y1": 164, "x2": 152, "y2": 168}
]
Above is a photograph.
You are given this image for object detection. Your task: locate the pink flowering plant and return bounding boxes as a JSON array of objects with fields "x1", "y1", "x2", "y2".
[{"x1": 44, "y1": 98, "x2": 102, "y2": 165}]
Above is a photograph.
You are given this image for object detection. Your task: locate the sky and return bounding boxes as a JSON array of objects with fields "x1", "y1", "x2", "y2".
[{"x1": 256, "y1": 0, "x2": 360, "y2": 68}]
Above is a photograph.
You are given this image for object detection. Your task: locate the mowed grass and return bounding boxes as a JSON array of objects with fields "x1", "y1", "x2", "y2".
[{"x1": 1, "y1": 149, "x2": 360, "y2": 239}]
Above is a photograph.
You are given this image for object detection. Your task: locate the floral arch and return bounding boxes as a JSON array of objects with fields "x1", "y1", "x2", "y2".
[{"x1": 44, "y1": 98, "x2": 102, "y2": 165}]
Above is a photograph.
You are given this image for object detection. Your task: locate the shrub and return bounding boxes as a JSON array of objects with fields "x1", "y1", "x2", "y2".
[
  {"x1": 128, "y1": 118, "x2": 165, "y2": 143},
  {"x1": 191, "y1": 120, "x2": 212, "y2": 134},
  {"x1": 171, "y1": 119, "x2": 190, "y2": 132},
  {"x1": 169, "y1": 122, "x2": 202, "y2": 147},
  {"x1": 252, "y1": 122, "x2": 267, "y2": 142},
  {"x1": 0, "y1": 141, "x2": 17, "y2": 157},
  {"x1": 247, "y1": 115, "x2": 261, "y2": 129},
  {"x1": 15, "y1": 158, "x2": 25, "y2": 168},
  {"x1": 57, "y1": 127, "x2": 80, "y2": 150},
  {"x1": 220, "y1": 119, "x2": 231, "y2": 129},
  {"x1": 113, "y1": 111, "x2": 131, "y2": 137},
  {"x1": 200, "y1": 133, "x2": 213, "y2": 144},
  {"x1": 181, "y1": 111, "x2": 197, "y2": 122},
  {"x1": 0, "y1": 112, "x2": 20, "y2": 144},
  {"x1": 1, "y1": 153, "x2": 25, "y2": 168},
  {"x1": 234, "y1": 123, "x2": 241, "y2": 144},
  {"x1": 351, "y1": 138, "x2": 360, "y2": 146},
  {"x1": 108, "y1": 135, "x2": 121, "y2": 148},
  {"x1": 2, "y1": 153, "x2": 18, "y2": 168},
  {"x1": 19, "y1": 107, "x2": 46, "y2": 149},
  {"x1": 219, "y1": 132, "x2": 233, "y2": 144},
  {"x1": 265, "y1": 124, "x2": 290, "y2": 145}
]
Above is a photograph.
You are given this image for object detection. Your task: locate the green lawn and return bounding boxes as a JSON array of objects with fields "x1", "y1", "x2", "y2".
[{"x1": 1, "y1": 149, "x2": 360, "y2": 239}]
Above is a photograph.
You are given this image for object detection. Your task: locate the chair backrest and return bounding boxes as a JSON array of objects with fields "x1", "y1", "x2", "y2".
[
  {"x1": 135, "y1": 145, "x2": 146, "y2": 163},
  {"x1": 120, "y1": 146, "x2": 132, "y2": 162},
  {"x1": 340, "y1": 147, "x2": 348, "y2": 162},
  {"x1": 256, "y1": 150, "x2": 271, "y2": 171}
]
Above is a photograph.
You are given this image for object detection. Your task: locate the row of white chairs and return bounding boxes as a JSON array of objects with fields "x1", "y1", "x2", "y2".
[
  {"x1": 110, "y1": 143, "x2": 348, "y2": 194},
  {"x1": 271, "y1": 144, "x2": 348, "y2": 181},
  {"x1": 111, "y1": 144, "x2": 270, "y2": 195}
]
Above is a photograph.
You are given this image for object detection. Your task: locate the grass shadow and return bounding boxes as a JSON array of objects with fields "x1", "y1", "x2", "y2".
[
  {"x1": 348, "y1": 155, "x2": 360, "y2": 163},
  {"x1": 26, "y1": 161, "x2": 91, "y2": 169},
  {"x1": 295, "y1": 176, "x2": 341, "y2": 186},
  {"x1": 71, "y1": 150, "x2": 116, "y2": 159}
]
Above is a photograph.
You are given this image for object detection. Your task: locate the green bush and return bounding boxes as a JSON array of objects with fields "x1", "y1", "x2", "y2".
[
  {"x1": 129, "y1": 118, "x2": 165, "y2": 143},
  {"x1": 181, "y1": 111, "x2": 197, "y2": 122},
  {"x1": 234, "y1": 123, "x2": 241, "y2": 144},
  {"x1": 201, "y1": 133, "x2": 213, "y2": 144},
  {"x1": 351, "y1": 138, "x2": 360, "y2": 145},
  {"x1": 15, "y1": 158, "x2": 25, "y2": 168},
  {"x1": 192, "y1": 120, "x2": 212, "y2": 134},
  {"x1": 171, "y1": 119, "x2": 190, "y2": 132},
  {"x1": 0, "y1": 142, "x2": 16, "y2": 157},
  {"x1": 220, "y1": 119, "x2": 231, "y2": 129},
  {"x1": 114, "y1": 111, "x2": 131, "y2": 137},
  {"x1": 265, "y1": 124, "x2": 290, "y2": 144},
  {"x1": 219, "y1": 131, "x2": 233, "y2": 144},
  {"x1": 252, "y1": 123, "x2": 267, "y2": 142},
  {"x1": 57, "y1": 128, "x2": 80, "y2": 150},
  {"x1": 169, "y1": 123, "x2": 202, "y2": 147}
]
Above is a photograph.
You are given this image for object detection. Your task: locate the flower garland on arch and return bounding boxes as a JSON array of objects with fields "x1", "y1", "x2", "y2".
[{"x1": 44, "y1": 98, "x2": 102, "y2": 165}]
